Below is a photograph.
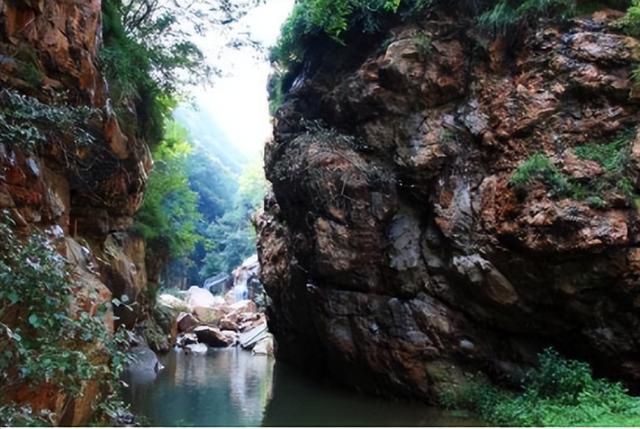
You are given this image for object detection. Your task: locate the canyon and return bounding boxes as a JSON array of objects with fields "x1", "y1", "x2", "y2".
[{"x1": 2, "y1": 0, "x2": 640, "y2": 425}]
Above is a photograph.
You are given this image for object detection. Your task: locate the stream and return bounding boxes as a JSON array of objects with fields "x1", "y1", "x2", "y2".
[{"x1": 123, "y1": 348, "x2": 481, "y2": 426}]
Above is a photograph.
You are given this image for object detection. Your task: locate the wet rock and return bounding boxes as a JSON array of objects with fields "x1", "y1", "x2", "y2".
[
  {"x1": 142, "y1": 316, "x2": 171, "y2": 354},
  {"x1": 219, "y1": 317, "x2": 240, "y2": 332},
  {"x1": 193, "y1": 326, "x2": 234, "y2": 348},
  {"x1": 177, "y1": 312, "x2": 199, "y2": 333},
  {"x1": 126, "y1": 346, "x2": 159, "y2": 373},
  {"x1": 252, "y1": 334, "x2": 275, "y2": 356},
  {"x1": 176, "y1": 332, "x2": 198, "y2": 348}
]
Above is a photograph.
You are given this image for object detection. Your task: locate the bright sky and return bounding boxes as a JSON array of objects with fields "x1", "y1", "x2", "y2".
[{"x1": 191, "y1": 0, "x2": 294, "y2": 160}]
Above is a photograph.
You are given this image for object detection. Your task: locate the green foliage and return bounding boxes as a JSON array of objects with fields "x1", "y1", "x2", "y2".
[
  {"x1": 510, "y1": 153, "x2": 570, "y2": 195},
  {"x1": 270, "y1": 0, "x2": 407, "y2": 78},
  {"x1": 199, "y1": 160, "x2": 267, "y2": 278},
  {"x1": 100, "y1": 0, "x2": 208, "y2": 146},
  {"x1": 268, "y1": 71, "x2": 287, "y2": 116},
  {"x1": 573, "y1": 134, "x2": 630, "y2": 175},
  {"x1": 101, "y1": 2, "x2": 206, "y2": 99},
  {"x1": 510, "y1": 134, "x2": 637, "y2": 206},
  {"x1": 477, "y1": 0, "x2": 576, "y2": 36},
  {"x1": 444, "y1": 349, "x2": 640, "y2": 426},
  {"x1": 413, "y1": 32, "x2": 433, "y2": 59},
  {"x1": 12, "y1": 46, "x2": 44, "y2": 88},
  {"x1": 614, "y1": 0, "x2": 640, "y2": 37},
  {"x1": 269, "y1": 0, "x2": 578, "y2": 112},
  {"x1": 0, "y1": 212, "x2": 129, "y2": 425},
  {"x1": 0, "y1": 89, "x2": 98, "y2": 153},
  {"x1": 134, "y1": 121, "x2": 203, "y2": 260},
  {"x1": 0, "y1": 404, "x2": 51, "y2": 427},
  {"x1": 609, "y1": 0, "x2": 640, "y2": 86},
  {"x1": 186, "y1": 146, "x2": 237, "y2": 224}
]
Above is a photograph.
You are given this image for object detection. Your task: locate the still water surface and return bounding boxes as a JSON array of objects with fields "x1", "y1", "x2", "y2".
[{"x1": 124, "y1": 348, "x2": 480, "y2": 426}]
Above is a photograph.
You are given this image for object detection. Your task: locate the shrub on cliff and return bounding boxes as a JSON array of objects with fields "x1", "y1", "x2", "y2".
[
  {"x1": 0, "y1": 89, "x2": 99, "y2": 153},
  {"x1": 614, "y1": 0, "x2": 640, "y2": 37},
  {"x1": 510, "y1": 153, "x2": 570, "y2": 195},
  {"x1": 268, "y1": 0, "x2": 582, "y2": 113},
  {"x1": 0, "y1": 213, "x2": 128, "y2": 425},
  {"x1": 510, "y1": 134, "x2": 636, "y2": 206},
  {"x1": 445, "y1": 349, "x2": 640, "y2": 426},
  {"x1": 477, "y1": 0, "x2": 575, "y2": 36}
]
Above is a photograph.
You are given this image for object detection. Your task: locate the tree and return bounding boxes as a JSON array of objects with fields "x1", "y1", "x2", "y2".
[
  {"x1": 135, "y1": 121, "x2": 203, "y2": 261},
  {"x1": 199, "y1": 158, "x2": 267, "y2": 278}
]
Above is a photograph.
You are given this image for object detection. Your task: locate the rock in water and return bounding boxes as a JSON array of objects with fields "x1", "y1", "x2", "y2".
[
  {"x1": 176, "y1": 332, "x2": 198, "y2": 348},
  {"x1": 193, "y1": 326, "x2": 234, "y2": 348},
  {"x1": 126, "y1": 346, "x2": 160, "y2": 384},
  {"x1": 252, "y1": 334, "x2": 275, "y2": 356},
  {"x1": 239, "y1": 323, "x2": 269, "y2": 349},
  {"x1": 177, "y1": 312, "x2": 199, "y2": 333}
]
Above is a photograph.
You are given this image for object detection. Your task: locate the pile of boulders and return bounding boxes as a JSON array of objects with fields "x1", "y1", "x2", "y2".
[{"x1": 164, "y1": 286, "x2": 273, "y2": 356}]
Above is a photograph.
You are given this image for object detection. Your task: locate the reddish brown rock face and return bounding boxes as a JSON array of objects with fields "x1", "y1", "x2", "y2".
[
  {"x1": 259, "y1": 12, "x2": 640, "y2": 400},
  {"x1": 0, "y1": 0, "x2": 150, "y2": 424}
]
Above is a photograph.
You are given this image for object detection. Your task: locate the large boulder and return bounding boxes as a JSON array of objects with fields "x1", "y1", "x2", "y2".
[
  {"x1": 259, "y1": 10, "x2": 640, "y2": 402},
  {"x1": 186, "y1": 286, "x2": 223, "y2": 309},
  {"x1": 252, "y1": 334, "x2": 275, "y2": 356},
  {"x1": 125, "y1": 346, "x2": 160, "y2": 384},
  {"x1": 177, "y1": 312, "x2": 199, "y2": 332},
  {"x1": 193, "y1": 326, "x2": 234, "y2": 348},
  {"x1": 193, "y1": 305, "x2": 228, "y2": 325},
  {"x1": 157, "y1": 294, "x2": 189, "y2": 313}
]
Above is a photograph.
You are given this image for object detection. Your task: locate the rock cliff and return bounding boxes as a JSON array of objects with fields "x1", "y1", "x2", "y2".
[
  {"x1": 258, "y1": 8, "x2": 640, "y2": 400},
  {"x1": 0, "y1": 0, "x2": 150, "y2": 423}
]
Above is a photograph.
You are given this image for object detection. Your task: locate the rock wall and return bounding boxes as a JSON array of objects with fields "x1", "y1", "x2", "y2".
[
  {"x1": 0, "y1": 0, "x2": 150, "y2": 423},
  {"x1": 259, "y1": 9, "x2": 640, "y2": 401}
]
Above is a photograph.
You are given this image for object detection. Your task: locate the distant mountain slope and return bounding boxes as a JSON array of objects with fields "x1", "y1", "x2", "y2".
[{"x1": 173, "y1": 105, "x2": 246, "y2": 174}]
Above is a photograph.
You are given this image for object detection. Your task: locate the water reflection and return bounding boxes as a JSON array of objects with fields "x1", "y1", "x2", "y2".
[
  {"x1": 124, "y1": 348, "x2": 480, "y2": 427},
  {"x1": 124, "y1": 348, "x2": 274, "y2": 426}
]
